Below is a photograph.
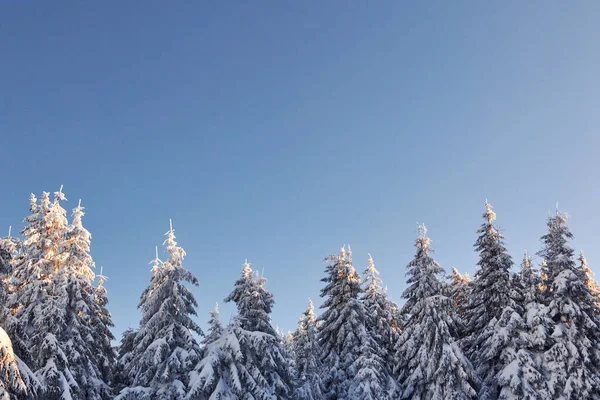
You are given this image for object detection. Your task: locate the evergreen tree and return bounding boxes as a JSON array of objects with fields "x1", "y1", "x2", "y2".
[
  {"x1": 447, "y1": 267, "x2": 471, "y2": 319},
  {"x1": 117, "y1": 221, "x2": 202, "y2": 399},
  {"x1": 292, "y1": 299, "x2": 323, "y2": 400},
  {"x1": 464, "y1": 202, "x2": 516, "y2": 350},
  {"x1": 538, "y1": 211, "x2": 600, "y2": 399},
  {"x1": 318, "y1": 246, "x2": 387, "y2": 400},
  {"x1": 187, "y1": 304, "x2": 237, "y2": 400},
  {"x1": 59, "y1": 199, "x2": 113, "y2": 399},
  {"x1": 223, "y1": 261, "x2": 276, "y2": 335},
  {"x1": 91, "y1": 267, "x2": 117, "y2": 390},
  {"x1": 578, "y1": 251, "x2": 600, "y2": 306},
  {"x1": 8, "y1": 189, "x2": 82, "y2": 399},
  {"x1": 203, "y1": 303, "x2": 223, "y2": 345},
  {"x1": 113, "y1": 328, "x2": 137, "y2": 394},
  {"x1": 361, "y1": 254, "x2": 398, "y2": 393},
  {"x1": 0, "y1": 326, "x2": 39, "y2": 400},
  {"x1": 394, "y1": 225, "x2": 477, "y2": 399},
  {"x1": 221, "y1": 260, "x2": 293, "y2": 399}
]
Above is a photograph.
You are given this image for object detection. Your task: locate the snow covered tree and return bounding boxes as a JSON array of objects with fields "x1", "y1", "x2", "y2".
[
  {"x1": 58, "y1": 199, "x2": 114, "y2": 399},
  {"x1": 464, "y1": 202, "x2": 516, "y2": 352},
  {"x1": 0, "y1": 326, "x2": 39, "y2": 400},
  {"x1": 538, "y1": 211, "x2": 600, "y2": 399},
  {"x1": 187, "y1": 304, "x2": 245, "y2": 400},
  {"x1": 447, "y1": 267, "x2": 471, "y2": 319},
  {"x1": 7, "y1": 188, "x2": 87, "y2": 399},
  {"x1": 361, "y1": 254, "x2": 398, "y2": 391},
  {"x1": 224, "y1": 260, "x2": 277, "y2": 335},
  {"x1": 292, "y1": 299, "x2": 322, "y2": 400},
  {"x1": 318, "y1": 246, "x2": 388, "y2": 400},
  {"x1": 394, "y1": 225, "x2": 477, "y2": 399},
  {"x1": 117, "y1": 221, "x2": 202, "y2": 400},
  {"x1": 113, "y1": 328, "x2": 137, "y2": 394},
  {"x1": 0, "y1": 227, "x2": 19, "y2": 316},
  {"x1": 578, "y1": 251, "x2": 600, "y2": 306},
  {"x1": 221, "y1": 260, "x2": 293, "y2": 399},
  {"x1": 91, "y1": 267, "x2": 116, "y2": 389},
  {"x1": 203, "y1": 303, "x2": 223, "y2": 345}
]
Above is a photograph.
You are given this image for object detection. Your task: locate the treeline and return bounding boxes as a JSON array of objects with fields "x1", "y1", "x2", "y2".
[{"x1": 1, "y1": 188, "x2": 599, "y2": 399}]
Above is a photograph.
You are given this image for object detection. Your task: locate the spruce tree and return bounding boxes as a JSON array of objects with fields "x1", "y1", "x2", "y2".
[
  {"x1": 292, "y1": 299, "x2": 323, "y2": 400},
  {"x1": 59, "y1": 199, "x2": 114, "y2": 399},
  {"x1": 8, "y1": 189, "x2": 83, "y2": 399},
  {"x1": 464, "y1": 202, "x2": 516, "y2": 350},
  {"x1": 361, "y1": 254, "x2": 398, "y2": 393},
  {"x1": 578, "y1": 251, "x2": 600, "y2": 306},
  {"x1": 117, "y1": 221, "x2": 202, "y2": 399},
  {"x1": 394, "y1": 225, "x2": 477, "y2": 399},
  {"x1": 538, "y1": 211, "x2": 600, "y2": 399},
  {"x1": 318, "y1": 246, "x2": 387, "y2": 400},
  {"x1": 0, "y1": 326, "x2": 39, "y2": 400},
  {"x1": 203, "y1": 303, "x2": 223, "y2": 345},
  {"x1": 221, "y1": 260, "x2": 293, "y2": 399},
  {"x1": 447, "y1": 267, "x2": 471, "y2": 319},
  {"x1": 186, "y1": 304, "x2": 237, "y2": 400},
  {"x1": 91, "y1": 268, "x2": 116, "y2": 390}
]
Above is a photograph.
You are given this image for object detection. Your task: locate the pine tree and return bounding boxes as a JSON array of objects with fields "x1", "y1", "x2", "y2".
[
  {"x1": 538, "y1": 211, "x2": 600, "y2": 399},
  {"x1": 113, "y1": 328, "x2": 137, "y2": 394},
  {"x1": 117, "y1": 221, "x2": 202, "y2": 399},
  {"x1": 221, "y1": 260, "x2": 293, "y2": 399},
  {"x1": 223, "y1": 261, "x2": 277, "y2": 335},
  {"x1": 59, "y1": 199, "x2": 114, "y2": 399},
  {"x1": 361, "y1": 254, "x2": 398, "y2": 393},
  {"x1": 91, "y1": 268, "x2": 116, "y2": 390},
  {"x1": 578, "y1": 251, "x2": 600, "y2": 306},
  {"x1": 464, "y1": 202, "x2": 516, "y2": 350},
  {"x1": 203, "y1": 303, "x2": 223, "y2": 345},
  {"x1": 447, "y1": 267, "x2": 471, "y2": 319},
  {"x1": 292, "y1": 299, "x2": 323, "y2": 400},
  {"x1": 187, "y1": 304, "x2": 245, "y2": 400},
  {"x1": 8, "y1": 188, "x2": 83, "y2": 399},
  {"x1": 394, "y1": 225, "x2": 477, "y2": 399},
  {"x1": 0, "y1": 326, "x2": 39, "y2": 400},
  {"x1": 318, "y1": 246, "x2": 388, "y2": 400}
]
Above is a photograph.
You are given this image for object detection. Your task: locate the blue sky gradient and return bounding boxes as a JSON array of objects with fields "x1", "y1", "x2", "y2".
[{"x1": 1, "y1": 1, "x2": 599, "y2": 337}]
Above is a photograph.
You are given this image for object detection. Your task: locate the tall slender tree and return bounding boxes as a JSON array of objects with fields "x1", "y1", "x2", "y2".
[
  {"x1": 318, "y1": 246, "x2": 387, "y2": 399},
  {"x1": 538, "y1": 211, "x2": 600, "y2": 399},
  {"x1": 394, "y1": 225, "x2": 477, "y2": 399},
  {"x1": 361, "y1": 254, "x2": 398, "y2": 393},
  {"x1": 292, "y1": 299, "x2": 322, "y2": 400},
  {"x1": 8, "y1": 188, "x2": 84, "y2": 399}
]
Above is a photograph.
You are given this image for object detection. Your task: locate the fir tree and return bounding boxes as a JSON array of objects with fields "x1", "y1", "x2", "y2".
[
  {"x1": 221, "y1": 260, "x2": 293, "y2": 399},
  {"x1": 91, "y1": 267, "x2": 116, "y2": 390},
  {"x1": 8, "y1": 188, "x2": 83, "y2": 399},
  {"x1": 0, "y1": 326, "x2": 39, "y2": 400},
  {"x1": 203, "y1": 303, "x2": 223, "y2": 346},
  {"x1": 394, "y1": 225, "x2": 477, "y2": 399},
  {"x1": 292, "y1": 299, "x2": 323, "y2": 400},
  {"x1": 447, "y1": 267, "x2": 471, "y2": 319},
  {"x1": 361, "y1": 254, "x2": 398, "y2": 393},
  {"x1": 117, "y1": 221, "x2": 202, "y2": 399},
  {"x1": 318, "y1": 246, "x2": 387, "y2": 400},
  {"x1": 187, "y1": 304, "x2": 237, "y2": 400},
  {"x1": 538, "y1": 211, "x2": 600, "y2": 399},
  {"x1": 578, "y1": 251, "x2": 600, "y2": 306},
  {"x1": 464, "y1": 202, "x2": 516, "y2": 349},
  {"x1": 58, "y1": 199, "x2": 114, "y2": 399}
]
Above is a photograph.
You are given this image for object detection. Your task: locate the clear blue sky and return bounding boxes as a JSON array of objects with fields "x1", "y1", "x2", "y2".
[{"x1": 1, "y1": 1, "x2": 599, "y2": 339}]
